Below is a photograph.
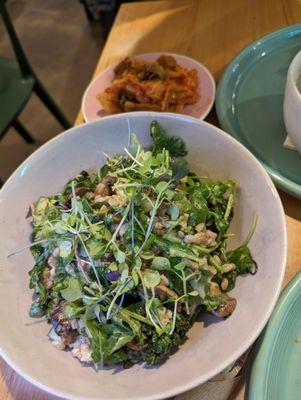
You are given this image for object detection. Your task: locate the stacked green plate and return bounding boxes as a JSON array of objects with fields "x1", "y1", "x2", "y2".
[
  {"x1": 216, "y1": 24, "x2": 301, "y2": 198},
  {"x1": 249, "y1": 271, "x2": 301, "y2": 399}
]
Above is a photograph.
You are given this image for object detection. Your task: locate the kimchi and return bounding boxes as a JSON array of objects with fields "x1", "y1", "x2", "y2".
[{"x1": 97, "y1": 55, "x2": 200, "y2": 113}]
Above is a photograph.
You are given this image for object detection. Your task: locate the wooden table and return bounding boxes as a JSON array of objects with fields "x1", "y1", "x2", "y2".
[{"x1": 1, "y1": 0, "x2": 301, "y2": 399}]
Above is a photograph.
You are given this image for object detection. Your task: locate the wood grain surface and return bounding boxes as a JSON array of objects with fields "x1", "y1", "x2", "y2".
[{"x1": 1, "y1": 1, "x2": 301, "y2": 399}]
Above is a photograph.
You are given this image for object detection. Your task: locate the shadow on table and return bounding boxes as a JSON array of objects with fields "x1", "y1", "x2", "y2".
[{"x1": 279, "y1": 189, "x2": 301, "y2": 221}]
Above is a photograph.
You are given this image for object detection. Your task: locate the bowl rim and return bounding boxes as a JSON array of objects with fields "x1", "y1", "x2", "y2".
[
  {"x1": 81, "y1": 52, "x2": 216, "y2": 123},
  {"x1": 0, "y1": 112, "x2": 287, "y2": 400}
]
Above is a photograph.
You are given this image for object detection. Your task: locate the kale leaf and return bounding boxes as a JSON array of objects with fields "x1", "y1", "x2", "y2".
[{"x1": 150, "y1": 120, "x2": 187, "y2": 157}]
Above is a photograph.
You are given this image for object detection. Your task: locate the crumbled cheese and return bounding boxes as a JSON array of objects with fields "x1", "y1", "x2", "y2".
[
  {"x1": 52, "y1": 338, "x2": 66, "y2": 351},
  {"x1": 107, "y1": 194, "x2": 126, "y2": 208},
  {"x1": 184, "y1": 230, "x2": 217, "y2": 247},
  {"x1": 71, "y1": 336, "x2": 92, "y2": 363}
]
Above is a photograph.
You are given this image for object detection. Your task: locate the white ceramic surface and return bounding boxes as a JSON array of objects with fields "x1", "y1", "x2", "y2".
[
  {"x1": 284, "y1": 50, "x2": 301, "y2": 154},
  {"x1": 0, "y1": 113, "x2": 286, "y2": 400},
  {"x1": 81, "y1": 53, "x2": 215, "y2": 122}
]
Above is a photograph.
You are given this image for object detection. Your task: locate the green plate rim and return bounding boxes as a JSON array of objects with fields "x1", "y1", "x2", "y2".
[
  {"x1": 249, "y1": 270, "x2": 301, "y2": 399},
  {"x1": 216, "y1": 24, "x2": 301, "y2": 199}
]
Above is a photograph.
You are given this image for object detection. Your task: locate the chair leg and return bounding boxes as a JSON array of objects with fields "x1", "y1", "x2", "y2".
[
  {"x1": 34, "y1": 79, "x2": 72, "y2": 129},
  {"x1": 12, "y1": 119, "x2": 35, "y2": 144},
  {"x1": 79, "y1": 0, "x2": 97, "y2": 21}
]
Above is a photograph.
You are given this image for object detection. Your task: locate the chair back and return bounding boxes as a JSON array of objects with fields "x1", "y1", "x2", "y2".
[{"x1": 0, "y1": 0, "x2": 32, "y2": 77}]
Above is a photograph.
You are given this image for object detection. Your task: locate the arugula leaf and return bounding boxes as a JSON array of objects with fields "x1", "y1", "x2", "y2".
[
  {"x1": 86, "y1": 320, "x2": 107, "y2": 363},
  {"x1": 104, "y1": 349, "x2": 129, "y2": 365},
  {"x1": 190, "y1": 187, "x2": 206, "y2": 207},
  {"x1": 189, "y1": 269, "x2": 214, "y2": 300},
  {"x1": 150, "y1": 121, "x2": 187, "y2": 157},
  {"x1": 172, "y1": 158, "x2": 190, "y2": 179},
  {"x1": 227, "y1": 245, "x2": 257, "y2": 274},
  {"x1": 188, "y1": 187, "x2": 209, "y2": 225},
  {"x1": 64, "y1": 302, "x2": 85, "y2": 318},
  {"x1": 87, "y1": 240, "x2": 106, "y2": 259},
  {"x1": 106, "y1": 332, "x2": 134, "y2": 354}
]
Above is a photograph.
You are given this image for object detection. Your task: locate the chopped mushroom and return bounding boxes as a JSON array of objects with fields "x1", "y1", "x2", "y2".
[
  {"x1": 155, "y1": 284, "x2": 184, "y2": 303},
  {"x1": 183, "y1": 258, "x2": 199, "y2": 271},
  {"x1": 95, "y1": 175, "x2": 116, "y2": 196},
  {"x1": 222, "y1": 263, "x2": 236, "y2": 273},
  {"x1": 51, "y1": 301, "x2": 68, "y2": 321},
  {"x1": 126, "y1": 342, "x2": 148, "y2": 351},
  {"x1": 177, "y1": 230, "x2": 185, "y2": 239},
  {"x1": 107, "y1": 194, "x2": 127, "y2": 208},
  {"x1": 215, "y1": 296, "x2": 237, "y2": 318},
  {"x1": 209, "y1": 282, "x2": 222, "y2": 297},
  {"x1": 153, "y1": 219, "x2": 166, "y2": 236},
  {"x1": 209, "y1": 282, "x2": 237, "y2": 317},
  {"x1": 76, "y1": 187, "x2": 91, "y2": 198},
  {"x1": 99, "y1": 204, "x2": 109, "y2": 216},
  {"x1": 209, "y1": 266, "x2": 217, "y2": 275},
  {"x1": 95, "y1": 183, "x2": 106, "y2": 196},
  {"x1": 48, "y1": 248, "x2": 59, "y2": 278},
  {"x1": 213, "y1": 255, "x2": 221, "y2": 265},
  {"x1": 160, "y1": 274, "x2": 169, "y2": 286},
  {"x1": 184, "y1": 230, "x2": 217, "y2": 247},
  {"x1": 41, "y1": 268, "x2": 53, "y2": 290},
  {"x1": 61, "y1": 328, "x2": 78, "y2": 345},
  {"x1": 113, "y1": 214, "x2": 122, "y2": 224},
  {"x1": 221, "y1": 278, "x2": 229, "y2": 291},
  {"x1": 71, "y1": 336, "x2": 93, "y2": 363}
]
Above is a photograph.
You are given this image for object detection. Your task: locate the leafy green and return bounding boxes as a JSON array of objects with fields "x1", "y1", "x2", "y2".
[
  {"x1": 227, "y1": 245, "x2": 257, "y2": 274},
  {"x1": 150, "y1": 120, "x2": 187, "y2": 157},
  {"x1": 61, "y1": 277, "x2": 83, "y2": 301},
  {"x1": 172, "y1": 158, "x2": 190, "y2": 179},
  {"x1": 143, "y1": 313, "x2": 191, "y2": 364}
]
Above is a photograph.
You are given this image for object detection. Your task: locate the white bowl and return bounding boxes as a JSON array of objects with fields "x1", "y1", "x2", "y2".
[
  {"x1": 0, "y1": 113, "x2": 286, "y2": 400},
  {"x1": 284, "y1": 50, "x2": 301, "y2": 154}
]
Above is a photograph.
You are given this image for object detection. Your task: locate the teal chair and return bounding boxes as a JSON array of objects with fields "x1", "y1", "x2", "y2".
[{"x1": 0, "y1": 0, "x2": 71, "y2": 145}]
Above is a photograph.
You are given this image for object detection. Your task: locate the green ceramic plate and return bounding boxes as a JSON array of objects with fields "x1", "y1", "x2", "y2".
[
  {"x1": 249, "y1": 271, "x2": 301, "y2": 400},
  {"x1": 216, "y1": 25, "x2": 301, "y2": 198}
]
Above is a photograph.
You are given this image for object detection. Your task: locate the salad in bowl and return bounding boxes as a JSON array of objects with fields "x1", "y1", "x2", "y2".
[{"x1": 27, "y1": 121, "x2": 256, "y2": 368}]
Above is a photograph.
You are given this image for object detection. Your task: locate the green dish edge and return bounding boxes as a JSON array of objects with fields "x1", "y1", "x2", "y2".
[
  {"x1": 248, "y1": 270, "x2": 301, "y2": 399},
  {"x1": 216, "y1": 24, "x2": 301, "y2": 199}
]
